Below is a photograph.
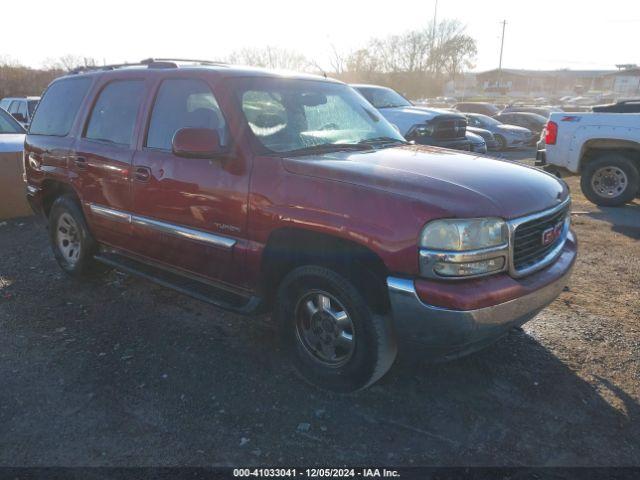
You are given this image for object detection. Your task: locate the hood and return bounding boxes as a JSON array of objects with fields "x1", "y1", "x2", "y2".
[
  {"x1": 378, "y1": 106, "x2": 465, "y2": 136},
  {"x1": 0, "y1": 134, "x2": 25, "y2": 153},
  {"x1": 282, "y1": 145, "x2": 568, "y2": 220}
]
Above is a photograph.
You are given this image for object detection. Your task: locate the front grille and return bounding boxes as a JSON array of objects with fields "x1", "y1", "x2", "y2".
[
  {"x1": 513, "y1": 205, "x2": 569, "y2": 271},
  {"x1": 432, "y1": 118, "x2": 467, "y2": 140}
]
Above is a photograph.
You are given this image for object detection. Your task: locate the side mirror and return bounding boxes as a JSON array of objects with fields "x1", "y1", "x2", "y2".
[{"x1": 172, "y1": 128, "x2": 227, "y2": 159}]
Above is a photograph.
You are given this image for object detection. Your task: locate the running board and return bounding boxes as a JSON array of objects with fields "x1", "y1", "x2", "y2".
[{"x1": 94, "y1": 252, "x2": 264, "y2": 315}]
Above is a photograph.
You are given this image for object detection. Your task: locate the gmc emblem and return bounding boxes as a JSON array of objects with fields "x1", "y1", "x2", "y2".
[{"x1": 542, "y1": 222, "x2": 563, "y2": 246}]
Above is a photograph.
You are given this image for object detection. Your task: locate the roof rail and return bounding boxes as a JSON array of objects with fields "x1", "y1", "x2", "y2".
[
  {"x1": 140, "y1": 58, "x2": 228, "y2": 67},
  {"x1": 69, "y1": 58, "x2": 228, "y2": 74}
]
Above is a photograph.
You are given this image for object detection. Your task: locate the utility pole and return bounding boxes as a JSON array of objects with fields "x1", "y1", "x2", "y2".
[
  {"x1": 431, "y1": 0, "x2": 439, "y2": 50},
  {"x1": 498, "y1": 20, "x2": 507, "y2": 93}
]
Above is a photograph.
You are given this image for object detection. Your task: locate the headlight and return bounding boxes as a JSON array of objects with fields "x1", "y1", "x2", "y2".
[
  {"x1": 419, "y1": 218, "x2": 508, "y2": 251},
  {"x1": 419, "y1": 218, "x2": 509, "y2": 279},
  {"x1": 408, "y1": 123, "x2": 434, "y2": 137}
]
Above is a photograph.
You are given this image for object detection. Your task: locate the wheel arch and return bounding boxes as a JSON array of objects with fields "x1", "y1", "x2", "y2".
[
  {"x1": 260, "y1": 227, "x2": 391, "y2": 314},
  {"x1": 578, "y1": 138, "x2": 640, "y2": 172},
  {"x1": 40, "y1": 179, "x2": 81, "y2": 218}
]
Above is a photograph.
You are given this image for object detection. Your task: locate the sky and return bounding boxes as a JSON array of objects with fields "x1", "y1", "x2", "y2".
[{"x1": 4, "y1": 0, "x2": 639, "y2": 72}]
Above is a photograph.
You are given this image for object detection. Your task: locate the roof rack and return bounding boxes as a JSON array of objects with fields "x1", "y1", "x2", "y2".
[{"x1": 70, "y1": 58, "x2": 227, "y2": 74}]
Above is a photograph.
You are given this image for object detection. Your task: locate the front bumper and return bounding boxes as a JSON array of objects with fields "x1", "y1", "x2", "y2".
[{"x1": 386, "y1": 231, "x2": 576, "y2": 360}]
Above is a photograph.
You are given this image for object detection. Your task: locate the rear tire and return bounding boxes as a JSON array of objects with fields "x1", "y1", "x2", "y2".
[
  {"x1": 48, "y1": 195, "x2": 104, "y2": 278},
  {"x1": 275, "y1": 265, "x2": 397, "y2": 392},
  {"x1": 580, "y1": 153, "x2": 639, "y2": 207}
]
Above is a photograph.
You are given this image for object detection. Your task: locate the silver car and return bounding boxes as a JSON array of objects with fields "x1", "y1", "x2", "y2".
[{"x1": 465, "y1": 113, "x2": 534, "y2": 151}]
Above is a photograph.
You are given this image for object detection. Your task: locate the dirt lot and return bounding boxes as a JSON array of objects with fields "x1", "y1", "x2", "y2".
[{"x1": 0, "y1": 148, "x2": 638, "y2": 467}]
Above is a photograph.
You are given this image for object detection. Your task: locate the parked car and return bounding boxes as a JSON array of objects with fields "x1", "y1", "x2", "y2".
[
  {"x1": 494, "y1": 112, "x2": 547, "y2": 137},
  {"x1": 352, "y1": 84, "x2": 470, "y2": 151},
  {"x1": 0, "y1": 108, "x2": 26, "y2": 152},
  {"x1": 466, "y1": 131, "x2": 487, "y2": 154},
  {"x1": 592, "y1": 99, "x2": 640, "y2": 113},
  {"x1": 465, "y1": 113, "x2": 534, "y2": 150},
  {"x1": 0, "y1": 108, "x2": 29, "y2": 219},
  {"x1": 0, "y1": 96, "x2": 40, "y2": 128},
  {"x1": 25, "y1": 59, "x2": 576, "y2": 392},
  {"x1": 501, "y1": 105, "x2": 563, "y2": 118},
  {"x1": 454, "y1": 102, "x2": 501, "y2": 116},
  {"x1": 466, "y1": 126, "x2": 498, "y2": 150},
  {"x1": 537, "y1": 111, "x2": 640, "y2": 206}
]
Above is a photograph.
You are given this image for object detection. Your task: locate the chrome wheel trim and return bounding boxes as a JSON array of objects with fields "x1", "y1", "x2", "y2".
[
  {"x1": 56, "y1": 213, "x2": 81, "y2": 266},
  {"x1": 591, "y1": 166, "x2": 628, "y2": 198},
  {"x1": 294, "y1": 290, "x2": 355, "y2": 368}
]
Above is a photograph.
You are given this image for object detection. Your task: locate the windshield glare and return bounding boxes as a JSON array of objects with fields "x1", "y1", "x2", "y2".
[
  {"x1": 357, "y1": 87, "x2": 412, "y2": 109},
  {"x1": 239, "y1": 79, "x2": 405, "y2": 154}
]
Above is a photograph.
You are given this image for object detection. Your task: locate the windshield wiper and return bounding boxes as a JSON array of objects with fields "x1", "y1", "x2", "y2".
[
  {"x1": 286, "y1": 143, "x2": 374, "y2": 156},
  {"x1": 359, "y1": 136, "x2": 409, "y2": 146}
]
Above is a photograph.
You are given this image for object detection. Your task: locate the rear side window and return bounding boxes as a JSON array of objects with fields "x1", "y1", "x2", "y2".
[
  {"x1": 86, "y1": 80, "x2": 144, "y2": 146},
  {"x1": 16, "y1": 101, "x2": 27, "y2": 117},
  {"x1": 30, "y1": 78, "x2": 92, "y2": 136},
  {"x1": 146, "y1": 78, "x2": 228, "y2": 151}
]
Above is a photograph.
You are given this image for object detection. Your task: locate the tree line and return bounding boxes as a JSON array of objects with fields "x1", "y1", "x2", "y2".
[{"x1": 0, "y1": 20, "x2": 476, "y2": 100}]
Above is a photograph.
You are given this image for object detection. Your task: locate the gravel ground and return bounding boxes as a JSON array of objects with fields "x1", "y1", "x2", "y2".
[{"x1": 0, "y1": 148, "x2": 638, "y2": 467}]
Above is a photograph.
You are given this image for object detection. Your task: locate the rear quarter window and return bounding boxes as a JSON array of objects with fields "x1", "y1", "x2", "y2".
[{"x1": 29, "y1": 78, "x2": 92, "y2": 136}]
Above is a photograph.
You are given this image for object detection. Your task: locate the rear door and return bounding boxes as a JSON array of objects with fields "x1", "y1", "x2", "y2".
[
  {"x1": 128, "y1": 76, "x2": 248, "y2": 286},
  {"x1": 73, "y1": 78, "x2": 147, "y2": 251}
]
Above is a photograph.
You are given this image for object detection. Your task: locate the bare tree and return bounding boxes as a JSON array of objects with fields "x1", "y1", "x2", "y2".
[
  {"x1": 42, "y1": 55, "x2": 99, "y2": 72},
  {"x1": 227, "y1": 47, "x2": 311, "y2": 71}
]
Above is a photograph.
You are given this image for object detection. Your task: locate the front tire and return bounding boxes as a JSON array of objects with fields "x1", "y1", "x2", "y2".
[
  {"x1": 275, "y1": 265, "x2": 397, "y2": 392},
  {"x1": 48, "y1": 195, "x2": 103, "y2": 278},
  {"x1": 580, "y1": 153, "x2": 639, "y2": 207}
]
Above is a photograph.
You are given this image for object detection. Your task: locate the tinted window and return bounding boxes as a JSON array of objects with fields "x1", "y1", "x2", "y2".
[
  {"x1": 30, "y1": 78, "x2": 92, "y2": 136},
  {"x1": 27, "y1": 100, "x2": 38, "y2": 116},
  {"x1": 16, "y1": 101, "x2": 27, "y2": 117},
  {"x1": 8, "y1": 101, "x2": 19, "y2": 114},
  {"x1": 86, "y1": 80, "x2": 144, "y2": 145},
  {"x1": 0, "y1": 99, "x2": 10, "y2": 110},
  {"x1": 146, "y1": 78, "x2": 228, "y2": 151}
]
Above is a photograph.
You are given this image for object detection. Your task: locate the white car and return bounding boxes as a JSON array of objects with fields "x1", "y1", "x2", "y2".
[{"x1": 537, "y1": 112, "x2": 640, "y2": 206}]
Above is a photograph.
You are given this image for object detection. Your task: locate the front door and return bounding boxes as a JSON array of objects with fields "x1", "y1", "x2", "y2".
[{"x1": 129, "y1": 77, "x2": 249, "y2": 287}]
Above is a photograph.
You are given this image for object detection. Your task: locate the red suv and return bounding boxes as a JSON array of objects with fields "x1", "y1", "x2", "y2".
[{"x1": 24, "y1": 59, "x2": 577, "y2": 391}]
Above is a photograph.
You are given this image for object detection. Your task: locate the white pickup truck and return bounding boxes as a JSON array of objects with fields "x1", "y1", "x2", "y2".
[{"x1": 537, "y1": 113, "x2": 640, "y2": 206}]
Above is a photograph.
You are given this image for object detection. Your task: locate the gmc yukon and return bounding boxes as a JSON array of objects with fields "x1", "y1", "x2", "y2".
[{"x1": 25, "y1": 59, "x2": 577, "y2": 391}]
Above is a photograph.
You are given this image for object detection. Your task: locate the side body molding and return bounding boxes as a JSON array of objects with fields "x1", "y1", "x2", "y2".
[{"x1": 86, "y1": 203, "x2": 236, "y2": 250}]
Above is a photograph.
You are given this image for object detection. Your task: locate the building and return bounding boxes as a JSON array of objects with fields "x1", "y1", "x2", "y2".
[
  {"x1": 605, "y1": 68, "x2": 640, "y2": 97},
  {"x1": 474, "y1": 68, "x2": 618, "y2": 98}
]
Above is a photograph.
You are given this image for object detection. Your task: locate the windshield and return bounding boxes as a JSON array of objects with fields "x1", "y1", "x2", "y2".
[
  {"x1": 472, "y1": 114, "x2": 502, "y2": 127},
  {"x1": 237, "y1": 79, "x2": 405, "y2": 154},
  {"x1": 0, "y1": 108, "x2": 25, "y2": 134},
  {"x1": 356, "y1": 86, "x2": 412, "y2": 109}
]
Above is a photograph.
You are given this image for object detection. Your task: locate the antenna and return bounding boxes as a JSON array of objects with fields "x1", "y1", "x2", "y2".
[{"x1": 498, "y1": 20, "x2": 507, "y2": 92}]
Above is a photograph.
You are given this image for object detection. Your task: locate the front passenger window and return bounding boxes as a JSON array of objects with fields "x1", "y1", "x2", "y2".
[{"x1": 146, "y1": 78, "x2": 228, "y2": 151}]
